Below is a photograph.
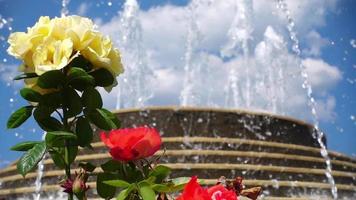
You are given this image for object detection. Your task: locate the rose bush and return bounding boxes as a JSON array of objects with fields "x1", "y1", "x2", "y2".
[
  {"x1": 101, "y1": 126, "x2": 162, "y2": 161},
  {"x1": 7, "y1": 15, "x2": 262, "y2": 200}
]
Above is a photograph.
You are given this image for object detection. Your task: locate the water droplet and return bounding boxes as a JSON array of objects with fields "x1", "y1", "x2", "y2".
[
  {"x1": 107, "y1": 1, "x2": 112, "y2": 6},
  {"x1": 9, "y1": 98, "x2": 14, "y2": 102}
]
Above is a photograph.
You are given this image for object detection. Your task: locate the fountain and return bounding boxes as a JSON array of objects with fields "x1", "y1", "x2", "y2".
[{"x1": 0, "y1": 0, "x2": 355, "y2": 199}]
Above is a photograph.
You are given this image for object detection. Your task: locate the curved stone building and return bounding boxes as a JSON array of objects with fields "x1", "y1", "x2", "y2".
[{"x1": 0, "y1": 107, "x2": 355, "y2": 199}]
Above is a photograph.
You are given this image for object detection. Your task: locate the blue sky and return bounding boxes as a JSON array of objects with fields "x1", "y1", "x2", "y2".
[{"x1": 0, "y1": 0, "x2": 355, "y2": 168}]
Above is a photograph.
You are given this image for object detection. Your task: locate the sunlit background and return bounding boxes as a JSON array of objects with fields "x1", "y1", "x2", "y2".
[{"x1": 0, "y1": 0, "x2": 355, "y2": 168}]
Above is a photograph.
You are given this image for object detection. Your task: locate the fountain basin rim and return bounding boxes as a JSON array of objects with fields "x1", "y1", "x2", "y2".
[
  {"x1": 111, "y1": 106, "x2": 316, "y2": 130},
  {"x1": 1, "y1": 136, "x2": 355, "y2": 174},
  {"x1": 1, "y1": 162, "x2": 355, "y2": 184},
  {"x1": 1, "y1": 149, "x2": 355, "y2": 179}
]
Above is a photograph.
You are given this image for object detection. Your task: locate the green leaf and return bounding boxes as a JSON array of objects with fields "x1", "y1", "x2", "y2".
[
  {"x1": 116, "y1": 184, "x2": 135, "y2": 200},
  {"x1": 104, "y1": 180, "x2": 131, "y2": 188},
  {"x1": 49, "y1": 149, "x2": 66, "y2": 169},
  {"x1": 149, "y1": 165, "x2": 171, "y2": 183},
  {"x1": 67, "y1": 67, "x2": 94, "y2": 90},
  {"x1": 13, "y1": 72, "x2": 38, "y2": 80},
  {"x1": 64, "y1": 88, "x2": 82, "y2": 118},
  {"x1": 37, "y1": 70, "x2": 65, "y2": 89},
  {"x1": 20, "y1": 88, "x2": 42, "y2": 102},
  {"x1": 89, "y1": 68, "x2": 115, "y2": 87},
  {"x1": 35, "y1": 117, "x2": 63, "y2": 132},
  {"x1": 33, "y1": 107, "x2": 63, "y2": 131},
  {"x1": 49, "y1": 146, "x2": 78, "y2": 168},
  {"x1": 76, "y1": 117, "x2": 93, "y2": 147},
  {"x1": 45, "y1": 131, "x2": 77, "y2": 147},
  {"x1": 138, "y1": 182, "x2": 156, "y2": 200},
  {"x1": 10, "y1": 141, "x2": 42, "y2": 151},
  {"x1": 7, "y1": 106, "x2": 33, "y2": 129},
  {"x1": 85, "y1": 108, "x2": 117, "y2": 131},
  {"x1": 101, "y1": 108, "x2": 121, "y2": 128},
  {"x1": 40, "y1": 92, "x2": 62, "y2": 108},
  {"x1": 79, "y1": 162, "x2": 96, "y2": 172},
  {"x1": 97, "y1": 173, "x2": 118, "y2": 199},
  {"x1": 82, "y1": 87, "x2": 103, "y2": 109},
  {"x1": 151, "y1": 184, "x2": 170, "y2": 193},
  {"x1": 68, "y1": 55, "x2": 93, "y2": 71},
  {"x1": 101, "y1": 159, "x2": 122, "y2": 172},
  {"x1": 17, "y1": 142, "x2": 46, "y2": 177},
  {"x1": 169, "y1": 177, "x2": 191, "y2": 192}
]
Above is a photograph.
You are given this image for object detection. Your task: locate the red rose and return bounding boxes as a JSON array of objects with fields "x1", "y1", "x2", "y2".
[
  {"x1": 207, "y1": 185, "x2": 238, "y2": 200},
  {"x1": 100, "y1": 126, "x2": 162, "y2": 161},
  {"x1": 177, "y1": 177, "x2": 238, "y2": 200},
  {"x1": 176, "y1": 176, "x2": 210, "y2": 200}
]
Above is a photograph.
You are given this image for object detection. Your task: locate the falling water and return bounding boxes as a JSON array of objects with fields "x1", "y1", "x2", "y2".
[
  {"x1": 276, "y1": 0, "x2": 338, "y2": 199},
  {"x1": 180, "y1": 0, "x2": 203, "y2": 106},
  {"x1": 221, "y1": 0, "x2": 253, "y2": 108},
  {"x1": 255, "y1": 26, "x2": 287, "y2": 114},
  {"x1": 116, "y1": 0, "x2": 154, "y2": 109},
  {"x1": 60, "y1": 0, "x2": 70, "y2": 17}
]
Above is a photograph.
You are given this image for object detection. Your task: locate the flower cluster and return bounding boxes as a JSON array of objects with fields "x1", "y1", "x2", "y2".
[
  {"x1": 7, "y1": 15, "x2": 123, "y2": 93},
  {"x1": 177, "y1": 176, "x2": 262, "y2": 200},
  {"x1": 177, "y1": 176, "x2": 237, "y2": 200}
]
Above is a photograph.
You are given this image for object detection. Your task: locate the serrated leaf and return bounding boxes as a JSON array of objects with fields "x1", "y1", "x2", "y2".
[
  {"x1": 49, "y1": 146, "x2": 78, "y2": 168},
  {"x1": 149, "y1": 165, "x2": 171, "y2": 183},
  {"x1": 64, "y1": 88, "x2": 82, "y2": 118},
  {"x1": 104, "y1": 180, "x2": 131, "y2": 188},
  {"x1": 79, "y1": 162, "x2": 96, "y2": 172},
  {"x1": 45, "y1": 131, "x2": 77, "y2": 147},
  {"x1": 116, "y1": 185, "x2": 135, "y2": 200},
  {"x1": 97, "y1": 173, "x2": 118, "y2": 199},
  {"x1": 20, "y1": 88, "x2": 42, "y2": 102},
  {"x1": 68, "y1": 55, "x2": 92, "y2": 71},
  {"x1": 100, "y1": 108, "x2": 121, "y2": 128},
  {"x1": 151, "y1": 184, "x2": 170, "y2": 193},
  {"x1": 89, "y1": 68, "x2": 114, "y2": 87},
  {"x1": 76, "y1": 117, "x2": 93, "y2": 147},
  {"x1": 101, "y1": 159, "x2": 122, "y2": 172},
  {"x1": 37, "y1": 70, "x2": 65, "y2": 89},
  {"x1": 138, "y1": 182, "x2": 156, "y2": 200},
  {"x1": 82, "y1": 87, "x2": 103, "y2": 109},
  {"x1": 40, "y1": 91, "x2": 62, "y2": 108},
  {"x1": 33, "y1": 107, "x2": 62, "y2": 132},
  {"x1": 7, "y1": 106, "x2": 33, "y2": 129},
  {"x1": 67, "y1": 67, "x2": 94, "y2": 90},
  {"x1": 17, "y1": 142, "x2": 46, "y2": 177},
  {"x1": 86, "y1": 108, "x2": 117, "y2": 131},
  {"x1": 13, "y1": 73, "x2": 38, "y2": 80},
  {"x1": 10, "y1": 141, "x2": 42, "y2": 151},
  {"x1": 169, "y1": 177, "x2": 191, "y2": 192}
]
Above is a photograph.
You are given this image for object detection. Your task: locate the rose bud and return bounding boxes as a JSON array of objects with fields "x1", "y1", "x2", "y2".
[
  {"x1": 100, "y1": 126, "x2": 162, "y2": 162},
  {"x1": 61, "y1": 178, "x2": 74, "y2": 194}
]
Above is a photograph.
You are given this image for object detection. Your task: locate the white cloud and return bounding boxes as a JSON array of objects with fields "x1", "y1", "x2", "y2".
[
  {"x1": 303, "y1": 30, "x2": 330, "y2": 56},
  {"x1": 302, "y1": 58, "x2": 342, "y2": 94},
  {"x1": 0, "y1": 63, "x2": 22, "y2": 88},
  {"x1": 98, "y1": 0, "x2": 341, "y2": 122}
]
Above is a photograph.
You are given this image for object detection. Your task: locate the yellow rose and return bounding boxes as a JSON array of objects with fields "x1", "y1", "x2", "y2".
[
  {"x1": 33, "y1": 38, "x2": 74, "y2": 75},
  {"x1": 8, "y1": 15, "x2": 124, "y2": 92},
  {"x1": 81, "y1": 34, "x2": 124, "y2": 76}
]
